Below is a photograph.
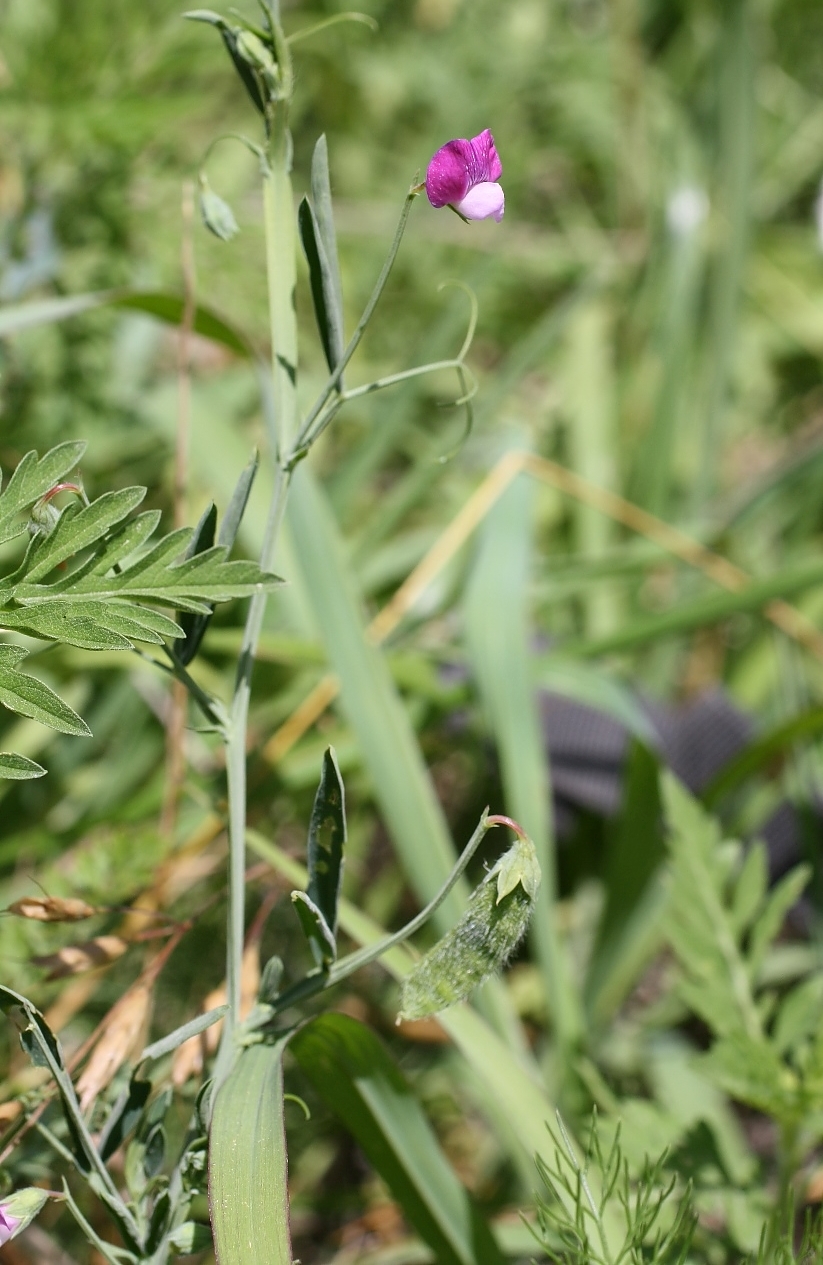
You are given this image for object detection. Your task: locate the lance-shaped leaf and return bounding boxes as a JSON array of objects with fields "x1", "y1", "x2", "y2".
[
  {"x1": 0, "y1": 752, "x2": 45, "y2": 780},
  {"x1": 173, "y1": 502, "x2": 217, "y2": 665},
  {"x1": 209, "y1": 1040, "x2": 292, "y2": 1265},
  {"x1": 298, "y1": 196, "x2": 345, "y2": 378},
  {"x1": 0, "y1": 646, "x2": 90, "y2": 736},
  {"x1": 98, "y1": 1076, "x2": 152, "y2": 1163},
  {"x1": 291, "y1": 892, "x2": 336, "y2": 966},
  {"x1": 174, "y1": 454, "x2": 258, "y2": 666},
  {"x1": 291, "y1": 1014, "x2": 506, "y2": 1265},
  {"x1": 0, "y1": 289, "x2": 252, "y2": 356},
  {"x1": 298, "y1": 136, "x2": 345, "y2": 376},
  {"x1": 0, "y1": 442, "x2": 86, "y2": 547},
  {"x1": 292, "y1": 747, "x2": 346, "y2": 966}
]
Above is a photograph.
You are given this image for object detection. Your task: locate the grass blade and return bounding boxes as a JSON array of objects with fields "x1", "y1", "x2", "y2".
[{"x1": 291, "y1": 1013, "x2": 507, "y2": 1265}]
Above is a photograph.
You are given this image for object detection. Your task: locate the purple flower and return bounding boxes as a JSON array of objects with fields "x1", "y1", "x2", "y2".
[
  {"x1": 0, "y1": 1188, "x2": 49, "y2": 1244},
  {"x1": 425, "y1": 129, "x2": 504, "y2": 222},
  {"x1": 0, "y1": 1205, "x2": 20, "y2": 1245}
]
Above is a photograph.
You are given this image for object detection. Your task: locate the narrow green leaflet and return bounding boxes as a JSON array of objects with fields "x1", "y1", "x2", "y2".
[
  {"x1": 0, "y1": 442, "x2": 87, "y2": 546},
  {"x1": 0, "y1": 752, "x2": 46, "y2": 780},
  {"x1": 0, "y1": 646, "x2": 90, "y2": 736},
  {"x1": 175, "y1": 453, "x2": 258, "y2": 666},
  {"x1": 298, "y1": 746, "x2": 346, "y2": 965},
  {"x1": 139, "y1": 1005, "x2": 228, "y2": 1064},
  {"x1": 299, "y1": 145, "x2": 345, "y2": 378},
  {"x1": 291, "y1": 1014, "x2": 507, "y2": 1265},
  {"x1": 311, "y1": 135, "x2": 345, "y2": 368},
  {"x1": 173, "y1": 502, "x2": 218, "y2": 666},
  {"x1": 291, "y1": 892, "x2": 337, "y2": 965},
  {"x1": 209, "y1": 1041, "x2": 292, "y2": 1265}
]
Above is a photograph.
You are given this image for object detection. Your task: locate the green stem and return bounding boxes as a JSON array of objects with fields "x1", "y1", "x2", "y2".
[
  {"x1": 267, "y1": 810, "x2": 498, "y2": 1019},
  {"x1": 217, "y1": 91, "x2": 297, "y2": 1081},
  {"x1": 299, "y1": 357, "x2": 476, "y2": 454},
  {"x1": 293, "y1": 186, "x2": 420, "y2": 454}
]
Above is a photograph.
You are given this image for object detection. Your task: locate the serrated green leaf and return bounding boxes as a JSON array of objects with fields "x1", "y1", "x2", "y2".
[
  {"x1": 0, "y1": 604, "x2": 134, "y2": 650},
  {"x1": 0, "y1": 752, "x2": 46, "y2": 779},
  {"x1": 0, "y1": 442, "x2": 87, "y2": 545},
  {"x1": 86, "y1": 510, "x2": 162, "y2": 574},
  {"x1": 700, "y1": 1033, "x2": 798, "y2": 1119},
  {"x1": 748, "y1": 864, "x2": 811, "y2": 980},
  {"x1": 291, "y1": 1014, "x2": 507, "y2": 1265},
  {"x1": 774, "y1": 974, "x2": 823, "y2": 1055},
  {"x1": 0, "y1": 600, "x2": 184, "y2": 650},
  {"x1": 209, "y1": 1041, "x2": 292, "y2": 1265},
  {"x1": 14, "y1": 525, "x2": 280, "y2": 616},
  {"x1": 0, "y1": 646, "x2": 90, "y2": 736},
  {"x1": 24, "y1": 487, "x2": 147, "y2": 582},
  {"x1": 661, "y1": 774, "x2": 761, "y2": 1041},
  {"x1": 729, "y1": 842, "x2": 768, "y2": 936}
]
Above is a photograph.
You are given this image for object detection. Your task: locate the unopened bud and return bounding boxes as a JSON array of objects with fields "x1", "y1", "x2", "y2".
[
  {"x1": 198, "y1": 173, "x2": 239, "y2": 242},
  {"x1": 0, "y1": 1187, "x2": 49, "y2": 1244}
]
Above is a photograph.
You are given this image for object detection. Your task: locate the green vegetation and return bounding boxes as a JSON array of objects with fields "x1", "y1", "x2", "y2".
[{"x1": 3, "y1": 0, "x2": 823, "y2": 1260}]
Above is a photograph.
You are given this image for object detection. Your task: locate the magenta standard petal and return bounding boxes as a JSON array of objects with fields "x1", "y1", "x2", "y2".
[
  {"x1": 425, "y1": 139, "x2": 473, "y2": 208},
  {"x1": 467, "y1": 129, "x2": 502, "y2": 184},
  {"x1": 0, "y1": 1209, "x2": 19, "y2": 1245},
  {"x1": 454, "y1": 181, "x2": 505, "y2": 222}
]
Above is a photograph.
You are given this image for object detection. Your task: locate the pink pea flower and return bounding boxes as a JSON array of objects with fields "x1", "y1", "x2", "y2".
[
  {"x1": 0, "y1": 1205, "x2": 20, "y2": 1244},
  {"x1": 0, "y1": 1187, "x2": 49, "y2": 1244},
  {"x1": 425, "y1": 129, "x2": 504, "y2": 222}
]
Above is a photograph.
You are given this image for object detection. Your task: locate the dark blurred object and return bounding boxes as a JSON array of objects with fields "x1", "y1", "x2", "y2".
[{"x1": 542, "y1": 687, "x2": 821, "y2": 882}]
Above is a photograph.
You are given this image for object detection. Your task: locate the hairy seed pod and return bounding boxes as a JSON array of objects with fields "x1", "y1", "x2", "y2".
[{"x1": 399, "y1": 835, "x2": 539, "y2": 1021}]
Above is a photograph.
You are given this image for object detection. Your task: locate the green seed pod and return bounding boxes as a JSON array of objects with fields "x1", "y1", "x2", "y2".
[{"x1": 399, "y1": 835, "x2": 540, "y2": 1021}]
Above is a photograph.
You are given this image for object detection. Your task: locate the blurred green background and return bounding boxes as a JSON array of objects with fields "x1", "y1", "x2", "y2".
[{"x1": 4, "y1": 0, "x2": 823, "y2": 1259}]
